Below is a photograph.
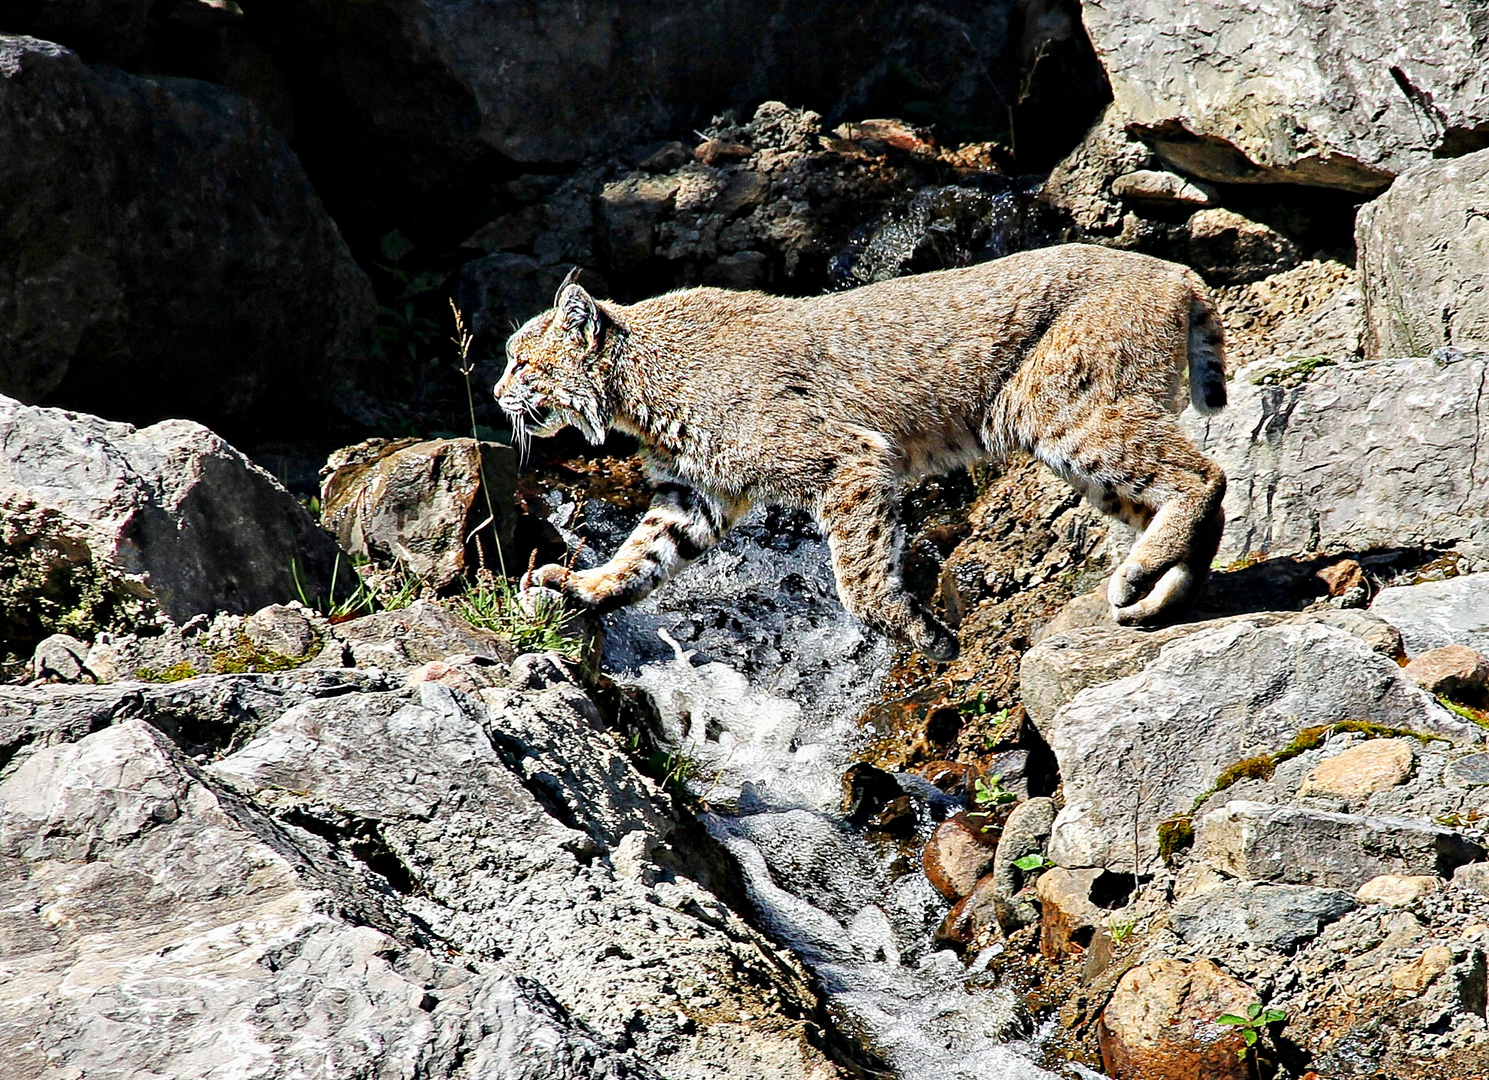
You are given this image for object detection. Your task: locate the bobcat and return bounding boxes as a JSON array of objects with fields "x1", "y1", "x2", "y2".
[{"x1": 495, "y1": 243, "x2": 1228, "y2": 661}]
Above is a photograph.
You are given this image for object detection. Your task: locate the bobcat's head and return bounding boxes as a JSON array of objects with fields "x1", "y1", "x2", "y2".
[{"x1": 496, "y1": 274, "x2": 614, "y2": 450}]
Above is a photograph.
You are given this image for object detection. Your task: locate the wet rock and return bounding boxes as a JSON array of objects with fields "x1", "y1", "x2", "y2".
[
  {"x1": 922, "y1": 811, "x2": 1000, "y2": 901},
  {"x1": 331, "y1": 601, "x2": 515, "y2": 674},
  {"x1": 990, "y1": 796, "x2": 1057, "y2": 934},
  {"x1": 1170, "y1": 880, "x2": 1356, "y2": 953},
  {"x1": 1371, "y1": 573, "x2": 1489, "y2": 656},
  {"x1": 1404, "y1": 645, "x2": 1489, "y2": 707},
  {"x1": 1035, "y1": 618, "x2": 1471, "y2": 874},
  {"x1": 320, "y1": 438, "x2": 524, "y2": 589},
  {"x1": 842, "y1": 762, "x2": 917, "y2": 834},
  {"x1": 1083, "y1": 0, "x2": 1489, "y2": 190},
  {"x1": 914, "y1": 759, "x2": 981, "y2": 802},
  {"x1": 1097, "y1": 959, "x2": 1257, "y2": 1080},
  {"x1": 1197, "y1": 801, "x2": 1487, "y2": 890},
  {"x1": 1297, "y1": 739, "x2": 1416, "y2": 800},
  {"x1": 937, "y1": 872, "x2": 1001, "y2": 951},
  {"x1": 1357, "y1": 874, "x2": 1438, "y2": 907},
  {"x1": 1036, "y1": 867, "x2": 1106, "y2": 961},
  {"x1": 1186, "y1": 207, "x2": 1300, "y2": 285},
  {"x1": 0, "y1": 395, "x2": 345, "y2": 629},
  {"x1": 1357, "y1": 149, "x2": 1489, "y2": 358},
  {"x1": 0, "y1": 36, "x2": 372, "y2": 438},
  {"x1": 1182, "y1": 353, "x2": 1489, "y2": 565},
  {"x1": 29, "y1": 634, "x2": 91, "y2": 683}
]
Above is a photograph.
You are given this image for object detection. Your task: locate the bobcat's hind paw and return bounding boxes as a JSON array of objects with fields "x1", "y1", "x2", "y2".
[
  {"x1": 521, "y1": 562, "x2": 571, "y2": 593},
  {"x1": 1108, "y1": 561, "x2": 1195, "y2": 625}
]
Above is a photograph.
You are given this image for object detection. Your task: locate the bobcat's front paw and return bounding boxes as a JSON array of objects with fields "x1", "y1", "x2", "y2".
[
  {"x1": 1108, "y1": 559, "x2": 1194, "y2": 625},
  {"x1": 911, "y1": 616, "x2": 960, "y2": 663},
  {"x1": 521, "y1": 562, "x2": 572, "y2": 593}
]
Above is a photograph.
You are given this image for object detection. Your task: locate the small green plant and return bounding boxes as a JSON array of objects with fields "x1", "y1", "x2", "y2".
[
  {"x1": 973, "y1": 773, "x2": 1017, "y2": 808},
  {"x1": 454, "y1": 573, "x2": 580, "y2": 659},
  {"x1": 1109, "y1": 917, "x2": 1136, "y2": 944},
  {"x1": 647, "y1": 746, "x2": 702, "y2": 798},
  {"x1": 1217, "y1": 1002, "x2": 1286, "y2": 1062},
  {"x1": 1012, "y1": 853, "x2": 1053, "y2": 873}
]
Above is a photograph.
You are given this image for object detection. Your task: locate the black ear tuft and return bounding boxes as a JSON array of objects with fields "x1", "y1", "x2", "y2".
[
  {"x1": 556, "y1": 284, "x2": 602, "y2": 349},
  {"x1": 554, "y1": 265, "x2": 584, "y2": 306}
]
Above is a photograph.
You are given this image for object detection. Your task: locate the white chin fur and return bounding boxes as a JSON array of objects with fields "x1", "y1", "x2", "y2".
[{"x1": 531, "y1": 414, "x2": 571, "y2": 438}]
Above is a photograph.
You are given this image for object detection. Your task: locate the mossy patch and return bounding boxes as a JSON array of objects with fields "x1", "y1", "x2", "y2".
[
  {"x1": 1437, "y1": 696, "x2": 1489, "y2": 729},
  {"x1": 1249, "y1": 354, "x2": 1337, "y2": 388},
  {"x1": 1157, "y1": 816, "x2": 1194, "y2": 863},
  {"x1": 133, "y1": 660, "x2": 200, "y2": 683},
  {"x1": 207, "y1": 633, "x2": 315, "y2": 675}
]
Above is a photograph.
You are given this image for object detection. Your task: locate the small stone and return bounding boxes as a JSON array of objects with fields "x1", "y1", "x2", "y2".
[
  {"x1": 936, "y1": 872, "x2": 1000, "y2": 951},
  {"x1": 1098, "y1": 959, "x2": 1256, "y2": 1080},
  {"x1": 638, "y1": 141, "x2": 693, "y2": 173},
  {"x1": 914, "y1": 759, "x2": 980, "y2": 801},
  {"x1": 694, "y1": 139, "x2": 752, "y2": 166},
  {"x1": 31, "y1": 634, "x2": 91, "y2": 683},
  {"x1": 243, "y1": 605, "x2": 317, "y2": 660},
  {"x1": 1405, "y1": 645, "x2": 1489, "y2": 706},
  {"x1": 1298, "y1": 739, "x2": 1415, "y2": 799},
  {"x1": 1449, "y1": 755, "x2": 1489, "y2": 786},
  {"x1": 507, "y1": 652, "x2": 572, "y2": 691},
  {"x1": 611, "y1": 830, "x2": 657, "y2": 884},
  {"x1": 1391, "y1": 944, "x2": 1454, "y2": 993},
  {"x1": 1454, "y1": 863, "x2": 1489, "y2": 897},
  {"x1": 1110, "y1": 169, "x2": 1216, "y2": 205},
  {"x1": 922, "y1": 812, "x2": 1000, "y2": 901},
  {"x1": 1357, "y1": 874, "x2": 1439, "y2": 907},
  {"x1": 842, "y1": 762, "x2": 904, "y2": 825},
  {"x1": 832, "y1": 118, "x2": 932, "y2": 155},
  {"x1": 989, "y1": 796, "x2": 1057, "y2": 935},
  {"x1": 1316, "y1": 558, "x2": 1367, "y2": 601}
]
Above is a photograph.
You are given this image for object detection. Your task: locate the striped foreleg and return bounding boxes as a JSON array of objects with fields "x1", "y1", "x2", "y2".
[{"x1": 522, "y1": 483, "x2": 746, "y2": 612}]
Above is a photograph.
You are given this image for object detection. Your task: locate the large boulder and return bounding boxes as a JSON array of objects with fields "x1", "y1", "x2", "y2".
[
  {"x1": 0, "y1": 36, "x2": 373, "y2": 439},
  {"x1": 1372, "y1": 573, "x2": 1489, "y2": 656},
  {"x1": 1080, "y1": 0, "x2": 1489, "y2": 191},
  {"x1": 1097, "y1": 959, "x2": 1257, "y2": 1080},
  {"x1": 1028, "y1": 617, "x2": 1473, "y2": 874},
  {"x1": 1357, "y1": 149, "x2": 1489, "y2": 358},
  {"x1": 0, "y1": 395, "x2": 346, "y2": 632},
  {"x1": 244, "y1": 1, "x2": 1107, "y2": 234},
  {"x1": 1181, "y1": 352, "x2": 1489, "y2": 566}
]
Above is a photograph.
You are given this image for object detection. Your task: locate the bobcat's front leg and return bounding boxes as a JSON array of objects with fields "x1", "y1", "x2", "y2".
[
  {"x1": 524, "y1": 483, "x2": 746, "y2": 612},
  {"x1": 819, "y1": 458, "x2": 959, "y2": 662}
]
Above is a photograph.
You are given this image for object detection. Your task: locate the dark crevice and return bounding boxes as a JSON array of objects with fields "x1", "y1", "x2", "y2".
[{"x1": 278, "y1": 806, "x2": 423, "y2": 896}]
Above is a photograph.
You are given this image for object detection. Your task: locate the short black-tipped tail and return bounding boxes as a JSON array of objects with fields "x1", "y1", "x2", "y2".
[{"x1": 1187, "y1": 293, "x2": 1228, "y2": 413}]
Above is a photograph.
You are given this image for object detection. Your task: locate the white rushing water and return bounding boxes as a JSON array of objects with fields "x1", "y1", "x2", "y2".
[{"x1": 547, "y1": 491, "x2": 1063, "y2": 1079}]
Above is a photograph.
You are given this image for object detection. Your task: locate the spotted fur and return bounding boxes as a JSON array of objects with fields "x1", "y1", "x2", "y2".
[{"x1": 495, "y1": 243, "x2": 1229, "y2": 660}]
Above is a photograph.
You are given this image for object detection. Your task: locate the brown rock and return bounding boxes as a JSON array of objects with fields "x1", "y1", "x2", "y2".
[
  {"x1": 832, "y1": 118, "x2": 933, "y2": 155},
  {"x1": 320, "y1": 438, "x2": 522, "y2": 590},
  {"x1": 1036, "y1": 866, "x2": 1105, "y2": 961},
  {"x1": 915, "y1": 760, "x2": 980, "y2": 801},
  {"x1": 1098, "y1": 959, "x2": 1257, "y2": 1080},
  {"x1": 1316, "y1": 558, "x2": 1366, "y2": 600},
  {"x1": 694, "y1": 139, "x2": 752, "y2": 166},
  {"x1": 1187, "y1": 207, "x2": 1300, "y2": 285},
  {"x1": 936, "y1": 872, "x2": 1000, "y2": 951},
  {"x1": 1356, "y1": 874, "x2": 1438, "y2": 907},
  {"x1": 1405, "y1": 645, "x2": 1489, "y2": 706},
  {"x1": 1297, "y1": 739, "x2": 1415, "y2": 799},
  {"x1": 1391, "y1": 944, "x2": 1455, "y2": 993},
  {"x1": 922, "y1": 812, "x2": 999, "y2": 901}
]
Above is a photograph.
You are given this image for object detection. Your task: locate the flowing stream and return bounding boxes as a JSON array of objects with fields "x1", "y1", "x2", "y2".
[{"x1": 547, "y1": 491, "x2": 1061, "y2": 1079}]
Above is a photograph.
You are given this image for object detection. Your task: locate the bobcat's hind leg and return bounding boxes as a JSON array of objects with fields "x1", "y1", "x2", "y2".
[
  {"x1": 819, "y1": 457, "x2": 959, "y2": 661},
  {"x1": 1039, "y1": 412, "x2": 1226, "y2": 625}
]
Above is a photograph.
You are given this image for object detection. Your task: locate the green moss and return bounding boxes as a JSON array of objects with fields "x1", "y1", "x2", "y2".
[
  {"x1": 1213, "y1": 755, "x2": 1278, "y2": 792},
  {"x1": 1437, "y1": 696, "x2": 1489, "y2": 728},
  {"x1": 1249, "y1": 355, "x2": 1337, "y2": 387},
  {"x1": 1157, "y1": 816, "x2": 1194, "y2": 863},
  {"x1": 135, "y1": 660, "x2": 200, "y2": 683},
  {"x1": 207, "y1": 633, "x2": 316, "y2": 675}
]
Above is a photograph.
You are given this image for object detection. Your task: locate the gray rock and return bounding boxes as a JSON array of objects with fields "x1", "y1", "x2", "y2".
[
  {"x1": 1357, "y1": 149, "x2": 1489, "y2": 358},
  {"x1": 990, "y1": 796, "x2": 1057, "y2": 934},
  {"x1": 210, "y1": 681, "x2": 836, "y2": 1076},
  {"x1": 1170, "y1": 880, "x2": 1356, "y2": 953},
  {"x1": 0, "y1": 36, "x2": 373, "y2": 436},
  {"x1": 1081, "y1": 0, "x2": 1489, "y2": 190},
  {"x1": 242, "y1": 605, "x2": 318, "y2": 660},
  {"x1": 0, "y1": 395, "x2": 347, "y2": 626},
  {"x1": 1040, "y1": 103, "x2": 1159, "y2": 237},
  {"x1": 1110, "y1": 170, "x2": 1215, "y2": 206},
  {"x1": 29, "y1": 633, "x2": 90, "y2": 683},
  {"x1": 1448, "y1": 755, "x2": 1489, "y2": 787},
  {"x1": 331, "y1": 600, "x2": 515, "y2": 674},
  {"x1": 0, "y1": 718, "x2": 653, "y2": 1080},
  {"x1": 1454, "y1": 862, "x2": 1489, "y2": 897},
  {"x1": 1182, "y1": 353, "x2": 1489, "y2": 565},
  {"x1": 1371, "y1": 573, "x2": 1489, "y2": 656},
  {"x1": 1037, "y1": 619, "x2": 1473, "y2": 874},
  {"x1": 1196, "y1": 801, "x2": 1486, "y2": 889}
]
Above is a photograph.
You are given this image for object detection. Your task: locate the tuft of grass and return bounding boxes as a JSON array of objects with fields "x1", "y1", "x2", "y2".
[
  {"x1": 454, "y1": 572, "x2": 580, "y2": 659},
  {"x1": 292, "y1": 553, "x2": 420, "y2": 623}
]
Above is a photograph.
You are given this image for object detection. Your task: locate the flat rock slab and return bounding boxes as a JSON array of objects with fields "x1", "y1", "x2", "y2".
[
  {"x1": 1297, "y1": 739, "x2": 1416, "y2": 799},
  {"x1": 1372, "y1": 573, "x2": 1489, "y2": 656},
  {"x1": 1170, "y1": 880, "x2": 1356, "y2": 953},
  {"x1": 1181, "y1": 353, "x2": 1489, "y2": 566},
  {"x1": 1036, "y1": 618, "x2": 1472, "y2": 874},
  {"x1": 1197, "y1": 800, "x2": 1486, "y2": 890},
  {"x1": 1448, "y1": 754, "x2": 1489, "y2": 787},
  {"x1": 1357, "y1": 149, "x2": 1489, "y2": 357},
  {"x1": 1082, "y1": 0, "x2": 1489, "y2": 190}
]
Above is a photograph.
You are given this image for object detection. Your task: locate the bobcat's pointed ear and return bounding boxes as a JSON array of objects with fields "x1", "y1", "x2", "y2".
[
  {"x1": 554, "y1": 265, "x2": 584, "y2": 304},
  {"x1": 555, "y1": 283, "x2": 602, "y2": 350}
]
